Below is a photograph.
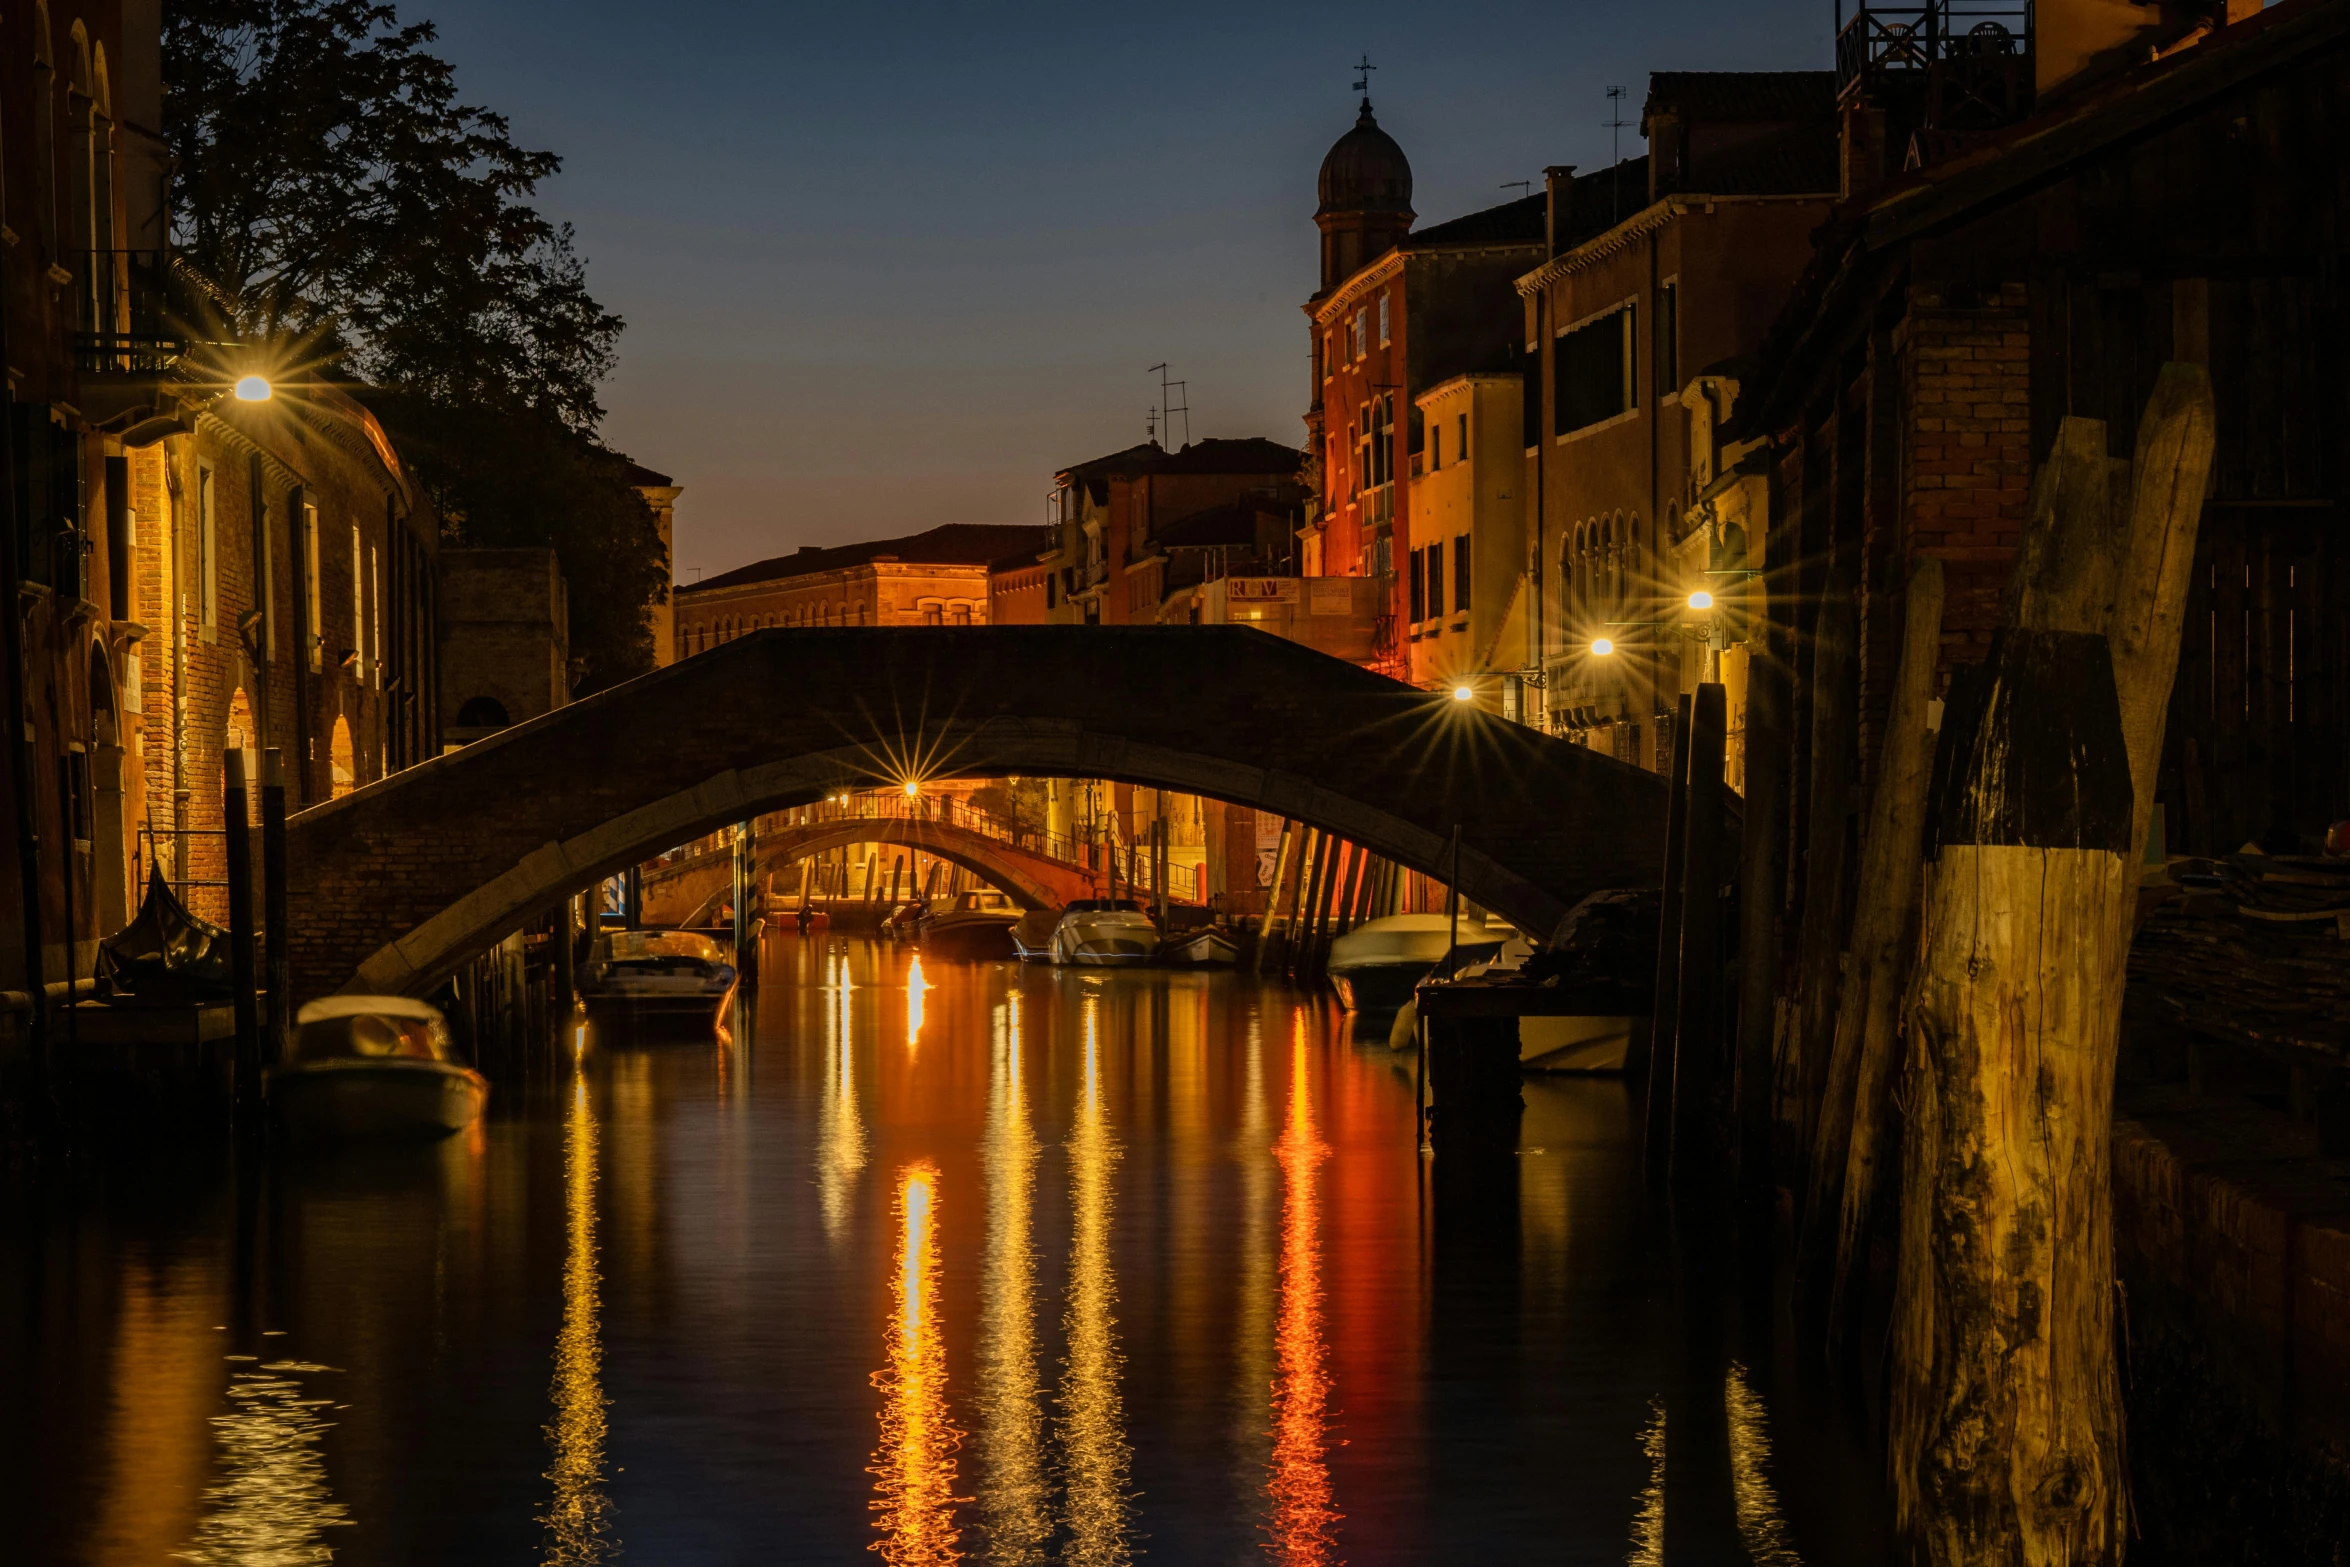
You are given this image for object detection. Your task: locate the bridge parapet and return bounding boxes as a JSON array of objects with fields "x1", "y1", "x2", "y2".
[{"x1": 284, "y1": 627, "x2": 1680, "y2": 998}]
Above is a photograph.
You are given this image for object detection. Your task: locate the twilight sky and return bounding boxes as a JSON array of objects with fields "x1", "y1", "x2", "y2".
[{"x1": 428, "y1": 0, "x2": 1830, "y2": 582}]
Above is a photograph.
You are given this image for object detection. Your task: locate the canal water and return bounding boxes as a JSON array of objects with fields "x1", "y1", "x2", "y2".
[{"x1": 1, "y1": 937, "x2": 1889, "y2": 1564}]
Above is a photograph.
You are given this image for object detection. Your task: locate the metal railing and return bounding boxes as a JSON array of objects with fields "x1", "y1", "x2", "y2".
[
  {"x1": 70, "y1": 249, "x2": 186, "y2": 374},
  {"x1": 1836, "y1": 1, "x2": 2033, "y2": 101}
]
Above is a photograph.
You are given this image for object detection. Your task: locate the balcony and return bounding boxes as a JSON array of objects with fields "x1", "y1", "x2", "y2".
[
  {"x1": 70, "y1": 250, "x2": 186, "y2": 377},
  {"x1": 1836, "y1": 0, "x2": 2034, "y2": 132}
]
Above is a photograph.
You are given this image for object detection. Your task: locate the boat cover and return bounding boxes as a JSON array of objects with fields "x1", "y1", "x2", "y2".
[{"x1": 96, "y1": 864, "x2": 235, "y2": 1003}]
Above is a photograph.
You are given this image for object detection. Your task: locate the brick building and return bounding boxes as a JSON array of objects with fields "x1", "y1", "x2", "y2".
[
  {"x1": 674, "y1": 523, "x2": 1048, "y2": 655},
  {"x1": 1303, "y1": 95, "x2": 1549, "y2": 679},
  {"x1": 439, "y1": 549, "x2": 570, "y2": 745},
  {"x1": 1404, "y1": 371, "x2": 1528, "y2": 705}
]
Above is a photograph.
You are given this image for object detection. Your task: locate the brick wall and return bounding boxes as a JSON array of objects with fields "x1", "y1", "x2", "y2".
[{"x1": 1899, "y1": 282, "x2": 2034, "y2": 666}]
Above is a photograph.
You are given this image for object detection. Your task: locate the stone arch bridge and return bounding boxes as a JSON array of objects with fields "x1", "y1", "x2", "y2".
[
  {"x1": 284, "y1": 627, "x2": 1679, "y2": 1000},
  {"x1": 640, "y1": 815, "x2": 1106, "y2": 923}
]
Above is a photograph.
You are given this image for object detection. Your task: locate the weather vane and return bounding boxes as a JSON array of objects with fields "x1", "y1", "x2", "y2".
[{"x1": 1353, "y1": 54, "x2": 1376, "y2": 109}]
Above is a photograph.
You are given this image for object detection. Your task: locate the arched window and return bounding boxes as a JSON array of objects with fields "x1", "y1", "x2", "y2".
[
  {"x1": 455, "y1": 696, "x2": 509, "y2": 729},
  {"x1": 329, "y1": 715, "x2": 356, "y2": 799}
]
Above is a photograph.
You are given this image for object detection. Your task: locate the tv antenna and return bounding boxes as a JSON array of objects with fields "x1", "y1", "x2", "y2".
[
  {"x1": 1605, "y1": 85, "x2": 1630, "y2": 223},
  {"x1": 1149, "y1": 363, "x2": 1190, "y2": 450},
  {"x1": 1500, "y1": 179, "x2": 1533, "y2": 198},
  {"x1": 1352, "y1": 54, "x2": 1376, "y2": 109}
]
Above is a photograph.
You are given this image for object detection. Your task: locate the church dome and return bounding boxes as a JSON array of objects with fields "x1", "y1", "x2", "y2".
[{"x1": 1316, "y1": 103, "x2": 1413, "y2": 218}]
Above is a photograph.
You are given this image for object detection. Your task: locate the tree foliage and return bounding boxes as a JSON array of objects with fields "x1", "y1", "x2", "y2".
[{"x1": 166, "y1": 0, "x2": 667, "y2": 691}]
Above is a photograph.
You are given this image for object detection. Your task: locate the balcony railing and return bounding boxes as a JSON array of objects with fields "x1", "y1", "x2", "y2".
[
  {"x1": 1837, "y1": 1, "x2": 2034, "y2": 130},
  {"x1": 70, "y1": 250, "x2": 186, "y2": 375}
]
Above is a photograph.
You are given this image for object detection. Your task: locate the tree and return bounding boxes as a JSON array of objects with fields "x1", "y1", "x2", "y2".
[{"x1": 165, "y1": 0, "x2": 667, "y2": 691}]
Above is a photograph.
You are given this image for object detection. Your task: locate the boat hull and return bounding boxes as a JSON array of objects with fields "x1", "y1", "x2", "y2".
[
  {"x1": 920, "y1": 914, "x2": 1019, "y2": 961},
  {"x1": 271, "y1": 1059, "x2": 487, "y2": 1142},
  {"x1": 1163, "y1": 930, "x2": 1239, "y2": 966},
  {"x1": 1328, "y1": 962, "x2": 1432, "y2": 1016}
]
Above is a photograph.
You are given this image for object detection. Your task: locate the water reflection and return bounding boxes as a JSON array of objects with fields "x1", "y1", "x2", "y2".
[
  {"x1": 977, "y1": 992, "x2": 1050, "y2": 1565},
  {"x1": 870, "y1": 1164, "x2": 964, "y2": 1565},
  {"x1": 907, "y1": 954, "x2": 929, "y2": 1051},
  {"x1": 1232, "y1": 1011, "x2": 1275, "y2": 1500},
  {"x1": 1629, "y1": 1398, "x2": 1667, "y2": 1567},
  {"x1": 177, "y1": 1355, "x2": 350, "y2": 1565},
  {"x1": 1727, "y1": 1361, "x2": 1803, "y2": 1566},
  {"x1": 1265, "y1": 1011, "x2": 1339, "y2": 1565},
  {"x1": 1058, "y1": 995, "x2": 1135, "y2": 1566},
  {"x1": 820, "y1": 946, "x2": 869, "y2": 1245},
  {"x1": 540, "y1": 1072, "x2": 616, "y2": 1564}
]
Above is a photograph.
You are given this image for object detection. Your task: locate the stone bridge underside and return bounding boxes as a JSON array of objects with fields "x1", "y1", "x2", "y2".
[
  {"x1": 284, "y1": 627, "x2": 1678, "y2": 999},
  {"x1": 641, "y1": 817, "x2": 1100, "y2": 921}
]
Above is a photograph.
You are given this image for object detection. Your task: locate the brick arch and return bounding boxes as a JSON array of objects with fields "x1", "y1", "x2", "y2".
[{"x1": 284, "y1": 627, "x2": 1682, "y2": 999}]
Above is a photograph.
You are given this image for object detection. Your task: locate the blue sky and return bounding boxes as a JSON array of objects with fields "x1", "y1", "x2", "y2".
[{"x1": 427, "y1": 1, "x2": 1830, "y2": 580}]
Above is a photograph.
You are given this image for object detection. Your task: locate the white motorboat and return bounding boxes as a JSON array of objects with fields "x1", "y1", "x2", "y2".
[
  {"x1": 579, "y1": 927, "x2": 738, "y2": 1027},
  {"x1": 1326, "y1": 913, "x2": 1503, "y2": 1014},
  {"x1": 1050, "y1": 899, "x2": 1159, "y2": 966},
  {"x1": 919, "y1": 889, "x2": 1021, "y2": 960},
  {"x1": 271, "y1": 995, "x2": 488, "y2": 1142}
]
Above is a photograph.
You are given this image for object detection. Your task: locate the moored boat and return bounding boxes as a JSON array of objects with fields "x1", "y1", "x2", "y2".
[
  {"x1": 579, "y1": 928, "x2": 738, "y2": 1027},
  {"x1": 1162, "y1": 925, "x2": 1240, "y2": 966},
  {"x1": 1009, "y1": 907, "x2": 1060, "y2": 962},
  {"x1": 1326, "y1": 913, "x2": 1503, "y2": 1014},
  {"x1": 271, "y1": 995, "x2": 488, "y2": 1142},
  {"x1": 1050, "y1": 899, "x2": 1159, "y2": 966},
  {"x1": 919, "y1": 889, "x2": 1021, "y2": 960}
]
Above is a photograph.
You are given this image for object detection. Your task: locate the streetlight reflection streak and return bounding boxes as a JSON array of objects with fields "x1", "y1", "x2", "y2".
[
  {"x1": 540, "y1": 1072, "x2": 616, "y2": 1564},
  {"x1": 820, "y1": 948, "x2": 867, "y2": 1245},
  {"x1": 869, "y1": 1164, "x2": 964, "y2": 1565},
  {"x1": 1264, "y1": 1010, "x2": 1339, "y2": 1565},
  {"x1": 1058, "y1": 996, "x2": 1135, "y2": 1567},
  {"x1": 977, "y1": 991, "x2": 1049, "y2": 1564}
]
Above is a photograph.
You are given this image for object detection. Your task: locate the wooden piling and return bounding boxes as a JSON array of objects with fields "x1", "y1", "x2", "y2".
[
  {"x1": 261, "y1": 748, "x2": 290, "y2": 1065},
  {"x1": 1890, "y1": 369, "x2": 2214, "y2": 1567},
  {"x1": 1254, "y1": 820, "x2": 1297, "y2": 973},
  {"x1": 1734, "y1": 610, "x2": 1789, "y2": 1210},
  {"x1": 1797, "y1": 554, "x2": 1944, "y2": 1334},
  {"x1": 1644, "y1": 695, "x2": 1694, "y2": 1189},
  {"x1": 1670, "y1": 683, "x2": 1728, "y2": 1193},
  {"x1": 224, "y1": 751, "x2": 260, "y2": 1113},
  {"x1": 1791, "y1": 569, "x2": 1858, "y2": 1182}
]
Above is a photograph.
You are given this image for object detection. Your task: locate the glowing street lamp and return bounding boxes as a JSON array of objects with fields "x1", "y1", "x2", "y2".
[
  {"x1": 1450, "y1": 685, "x2": 1474, "y2": 702},
  {"x1": 902, "y1": 779, "x2": 920, "y2": 799},
  {"x1": 233, "y1": 374, "x2": 273, "y2": 403},
  {"x1": 1686, "y1": 589, "x2": 1714, "y2": 611},
  {"x1": 1590, "y1": 637, "x2": 1616, "y2": 657}
]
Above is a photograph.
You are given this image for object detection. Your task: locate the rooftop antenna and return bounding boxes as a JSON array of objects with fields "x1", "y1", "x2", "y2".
[
  {"x1": 1146, "y1": 405, "x2": 1159, "y2": 446},
  {"x1": 1149, "y1": 363, "x2": 1190, "y2": 449},
  {"x1": 1500, "y1": 179, "x2": 1533, "y2": 198},
  {"x1": 1353, "y1": 53, "x2": 1377, "y2": 110},
  {"x1": 690, "y1": 566, "x2": 703, "y2": 583},
  {"x1": 1605, "y1": 85, "x2": 1630, "y2": 224}
]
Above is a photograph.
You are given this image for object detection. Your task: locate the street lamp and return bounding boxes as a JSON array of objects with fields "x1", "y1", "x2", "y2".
[
  {"x1": 233, "y1": 374, "x2": 273, "y2": 403},
  {"x1": 1450, "y1": 684, "x2": 1474, "y2": 702},
  {"x1": 1590, "y1": 637, "x2": 1616, "y2": 657},
  {"x1": 1686, "y1": 589, "x2": 1714, "y2": 611}
]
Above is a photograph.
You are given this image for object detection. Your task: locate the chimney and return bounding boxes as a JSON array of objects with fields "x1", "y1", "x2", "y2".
[{"x1": 1544, "y1": 166, "x2": 1576, "y2": 259}]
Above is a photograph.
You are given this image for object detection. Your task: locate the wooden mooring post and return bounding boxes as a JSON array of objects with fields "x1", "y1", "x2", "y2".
[
  {"x1": 1643, "y1": 694, "x2": 1693, "y2": 1190},
  {"x1": 1669, "y1": 682, "x2": 1727, "y2": 1194},
  {"x1": 261, "y1": 748, "x2": 290, "y2": 1066},
  {"x1": 1889, "y1": 366, "x2": 2214, "y2": 1566},
  {"x1": 223, "y1": 750, "x2": 261, "y2": 1116}
]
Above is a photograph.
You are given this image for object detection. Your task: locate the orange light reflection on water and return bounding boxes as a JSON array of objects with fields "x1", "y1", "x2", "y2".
[
  {"x1": 1265, "y1": 1009, "x2": 1340, "y2": 1565},
  {"x1": 540, "y1": 1071, "x2": 616, "y2": 1563},
  {"x1": 906, "y1": 955, "x2": 929, "y2": 1052},
  {"x1": 869, "y1": 1163, "x2": 964, "y2": 1565}
]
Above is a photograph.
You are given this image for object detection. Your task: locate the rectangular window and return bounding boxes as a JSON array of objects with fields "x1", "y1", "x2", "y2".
[
  {"x1": 1457, "y1": 411, "x2": 1469, "y2": 465},
  {"x1": 1657, "y1": 281, "x2": 1679, "y2": 399},
  {"x1": 1408, "y1": 548, "x2": 1426, "y2": 623},
  {"x1": 1429, "y1": 423, "x2": 1441, "y2": 471},
  {"x1": 1454, "y1": 533, "x2": 1471, "y2": 614},
  {"x1": 303, "y1": 504, "x2": 321, "y2": 671},
  {"x1": 1352, "y1": 308, "x2": 1367, "y2": 359},
  {"x1": 197, "y1": 465, "x2": 217, "y2": 631},
  {"x1": 1322, "y1": 332, "x2": 1335, "y2": 381},
  {"x1": 1425, "y1": 541, "x2": 1444, "y2": 621},
  {"x1": 1378, "y1": 291, "x2": 1391, "y2": 347},
  {"x1": 1554, "y1": 302, "x2": 1638, "y2": 436}
]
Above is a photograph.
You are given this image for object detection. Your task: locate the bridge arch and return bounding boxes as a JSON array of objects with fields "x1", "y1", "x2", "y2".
[
  {"x1": 283, "y1": 627, "x2": 1678, "y2": 999},
  {"x1": 643, "y1": 817, "x2": 1091, "y2": 917}
]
